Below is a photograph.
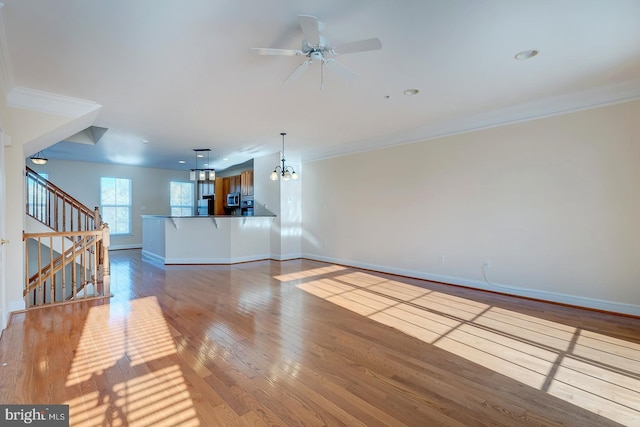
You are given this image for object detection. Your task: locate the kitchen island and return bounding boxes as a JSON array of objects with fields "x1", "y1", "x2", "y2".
[{"x1": 141, "y1": 215, "x2": 275, "y2": 264}]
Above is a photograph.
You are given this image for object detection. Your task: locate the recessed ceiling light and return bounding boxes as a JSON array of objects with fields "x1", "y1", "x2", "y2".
[
  {"x1": 403, "y1": 89, "x2": 419, "y2": 96},
  {"x1": 140, "y1": 139, "x2": 149, "y2": 144},
  {"x1": 178, "y1": 160, "x2": 186, "y2": 164},
  {"x1": 223, "y1": 158, "x2": 229, "y2": 161},
  {"x1": 196, "y1": 154, "x2": 204, "y2": 158},
  {"x1": 514, "y1": 50, "x2": 538, "y2": 60}
]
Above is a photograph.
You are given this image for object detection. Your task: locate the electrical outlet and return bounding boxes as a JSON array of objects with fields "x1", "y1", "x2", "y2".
[
  {"x1": 484, "y1": 260, "x2": 492, "y2": 268},
  {"x1": 440, "y1": 255, "x2": 446, "y2": 263}
]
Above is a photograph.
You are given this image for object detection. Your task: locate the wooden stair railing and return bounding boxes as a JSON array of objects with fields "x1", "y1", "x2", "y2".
[
  {"x1": 23, "y1": 225, "x2": 111, "y2": 307},
  {"x1": 24, "y1": 167, "x2": 110, "y2": 307},
  {"x1": 26, "y1": 166, "x2": 98, "y2": 234}
]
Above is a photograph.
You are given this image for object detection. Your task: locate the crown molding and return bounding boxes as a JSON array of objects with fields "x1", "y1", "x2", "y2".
[
  {"x1": 1, "y1": 10, "x2": 99, "y2": 119},
  {"x1": 7, "y1": 86, "x2": 101, "y2": 117},
  {"x1": 0, "y1": 4, "x2": 97, "y2": 119},
  {"x1": 0, "y1": 3, "x2": 16, "y2": 95},
  {"x1": 302, "y1": 79, "x2": 640, "y2": 163}
]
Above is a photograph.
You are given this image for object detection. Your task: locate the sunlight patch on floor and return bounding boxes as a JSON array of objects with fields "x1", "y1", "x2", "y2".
[
  {"x1": 64, "y1": 296, "x2": 200, "y2": 426},
  {"x1": 294, "y1": 268, "x2": 640, "y2": 426},
  {"x1": 273, "y1": 264, "x2": 347, "y2": 282}
]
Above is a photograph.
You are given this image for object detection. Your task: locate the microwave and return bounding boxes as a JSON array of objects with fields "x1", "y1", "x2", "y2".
[{"x1": 227, "y1": 192, "x2": 240, "y2": 207}]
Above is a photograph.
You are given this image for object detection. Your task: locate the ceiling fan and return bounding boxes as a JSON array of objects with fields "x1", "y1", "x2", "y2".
[{"x1": 251, "y1": 15, "x2": 382, "y2": 90}]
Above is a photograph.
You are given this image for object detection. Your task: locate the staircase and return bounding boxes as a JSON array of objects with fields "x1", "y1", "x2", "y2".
[{"x1": 23, "y1": 167, "x2": 111, "y2": 308}]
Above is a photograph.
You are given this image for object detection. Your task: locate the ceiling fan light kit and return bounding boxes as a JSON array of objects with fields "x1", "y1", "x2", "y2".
[{"x1": 251, "y1": 14, "x2": 382, "y2": 90}]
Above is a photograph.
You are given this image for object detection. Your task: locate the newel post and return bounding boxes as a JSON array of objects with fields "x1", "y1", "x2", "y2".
[
  {"x1": 101, "y1": 223, "x2": 111, "y2": 297},
  {"x1": 94, "y1": 206, "x2": 102, "y2": 228}
]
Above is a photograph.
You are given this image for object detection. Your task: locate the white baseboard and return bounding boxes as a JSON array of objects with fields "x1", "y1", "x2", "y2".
[
  {"x1": 110, "y1": 244, "x2": 143, "y2": 250},
  {"x1": 271, "y1": 252, "x2": 302, "y2": 261},
  {"x1": 141, "y1": 250, "x2": 164, "y2": 264},
  {"x1": 142, "y1": 250, "x2": 271, "y2": 265},
  {"x1": 302, "y1": 253, "x2": 640, "y2": 317}
]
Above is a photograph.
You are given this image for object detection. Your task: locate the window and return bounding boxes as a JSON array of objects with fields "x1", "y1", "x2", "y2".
[
  {"x1": 100, "y1": 177, "x2": 131, "y2": 235},
  {"x1": 170, "y1": 181, "x2": 194, "y2": 216},
  {"x1": 27, "y1": 172, "x2": 48, "y2": 218}
]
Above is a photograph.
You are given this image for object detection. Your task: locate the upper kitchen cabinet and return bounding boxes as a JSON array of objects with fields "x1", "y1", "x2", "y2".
[
  {"x1": 229, "y1": 175, "x2": 241, "y2": 195},
  {"x1": 241, "y1": 170, "x2": 254, "y2": 197}
]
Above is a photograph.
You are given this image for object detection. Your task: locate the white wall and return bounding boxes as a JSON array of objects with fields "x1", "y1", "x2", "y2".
[
  {"x1": 253, "y1": 153, "x2": 302, "y2": 260},
  {"x1": 0, "y1": 124, "x2": 7, "y2": 330},
  {"x1": 279, "y1": 160, "x2": 301, "y2": 260},
  {"x1": 0, "y1": 85, "x2": 8, "y2": 330},
  {"x1": 254, "y1": 153, "x2": 282, "y2": 256},
  {"x1": 30, "y1": 159, "x2": 192, "y2": 249},
  {"x1": 301, "y1": 100, "x2": 640, "y2": 316}
]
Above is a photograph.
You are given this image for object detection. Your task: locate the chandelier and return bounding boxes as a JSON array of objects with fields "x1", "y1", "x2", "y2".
[
  {"x1": 270, "y1": 132, "x2": 298, "y2": 181},
  {"x1": 189, "y1": 149, "x2": 215, "y2": 181}
]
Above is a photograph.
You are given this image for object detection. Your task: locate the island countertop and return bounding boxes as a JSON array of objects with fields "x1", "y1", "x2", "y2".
[
  {"x1": 141, "y1": 214, "x2": 276, "y2": 219},
  {"x1": 141, "y1": 215, "x2": 275, "y2": 265}
]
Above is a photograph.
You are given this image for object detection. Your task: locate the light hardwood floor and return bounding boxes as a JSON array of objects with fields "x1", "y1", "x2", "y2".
[{"x1": 1, "y1": 249, "x2": 639, "y2": 426}]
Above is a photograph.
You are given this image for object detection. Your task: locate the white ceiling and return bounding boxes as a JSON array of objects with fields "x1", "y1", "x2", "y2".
[{"x1": 3, "y1": 0, "x2": 640, "y2": 172}]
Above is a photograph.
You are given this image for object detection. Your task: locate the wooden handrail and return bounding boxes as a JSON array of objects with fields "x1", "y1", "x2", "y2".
[
  {"x1": 26, "y1": 166, "x2": 99, "y2": 233},
  {"x1": 24, "y1": 229, "x2": 106, "y2": 239}
]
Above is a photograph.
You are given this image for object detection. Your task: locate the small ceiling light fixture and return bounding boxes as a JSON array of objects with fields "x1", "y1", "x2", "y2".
[
  {"x1": 514, "y1": 50, "x2": 539, "y2": 60},
  {"x1": 270, "y1": 132, "x2": 298, "y2": 181},
  {"x1": 30, "y1": 151, "x2": 48, "y2": 165},
  {"x1": 403, "y1": 88, "x2": 420, "y2": 96},
  {"x1": 189, "y1": 149, "x2": 215, "y2": 181}
]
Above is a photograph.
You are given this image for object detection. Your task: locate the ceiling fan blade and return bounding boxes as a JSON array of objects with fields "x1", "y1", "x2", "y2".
[
  {"x1": 324, "y1": 59, "x2": 358, "y2": 80},
  {"x1": 251, "y1": 47, "x2": 302, "y2": 56},
  {"x1": 284, "y1": 60, "x2": 311, "y2": 84},
  {"x1": 333, "y1": 37, "x2": 382, "y2": 55},
  {"x1": 298, "y1": 15, "x2": 320, "y2": 46}
]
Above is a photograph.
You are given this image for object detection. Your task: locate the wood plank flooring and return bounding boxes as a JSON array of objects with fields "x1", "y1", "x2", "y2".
[{"x1": 1, "y1": 249, "x2": 639, "y2": 426}]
